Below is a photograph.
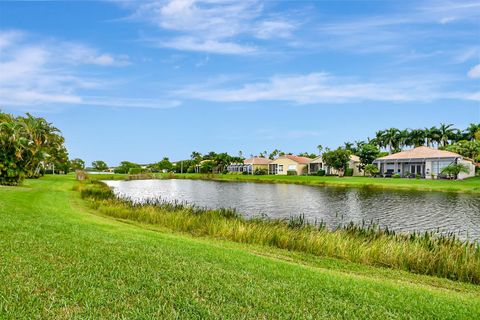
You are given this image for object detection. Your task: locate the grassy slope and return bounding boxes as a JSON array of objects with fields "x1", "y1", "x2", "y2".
[
  {"x1": 1, "y1": 176, "x2": 479, "y2": 319},
  {"x1": 163, "y1": 173, "x2": 480, "y2": 193}
]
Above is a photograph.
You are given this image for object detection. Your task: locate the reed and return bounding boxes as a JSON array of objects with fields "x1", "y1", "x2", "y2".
[{"x1": 77, "y1": 180, "x2": 480, "y2": 284}]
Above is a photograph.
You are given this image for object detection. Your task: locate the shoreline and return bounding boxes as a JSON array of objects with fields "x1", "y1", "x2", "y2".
[{"x1": 153, "y1": 173, "x2": 480, "y2": 194}]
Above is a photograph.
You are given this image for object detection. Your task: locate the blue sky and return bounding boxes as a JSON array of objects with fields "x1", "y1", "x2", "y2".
[{"x1": 1, "y1": 0, "x2": 479, "y2": 166}]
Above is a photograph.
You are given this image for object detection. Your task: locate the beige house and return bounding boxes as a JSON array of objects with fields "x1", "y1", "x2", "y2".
[
  {"x1": 308, "y1": 155, "x2": 362, "y2": 176},
  {"x1": 227, "y1": 157, "x2": 270, "y2": 174},
  {"x1": 268, "y1": 155, "x2": 311, "y2": 175},
  {"x1": 373, "y1": 146, "x2": 475, "y2": 180}
]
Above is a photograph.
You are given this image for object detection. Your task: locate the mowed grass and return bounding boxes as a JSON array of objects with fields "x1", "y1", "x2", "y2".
[
  {"x1": 162, "y1": 173, "x2": 480, "y2": 193},
  {"x1": 1, "y1": 176, "x2": 479, "y2": 319}
]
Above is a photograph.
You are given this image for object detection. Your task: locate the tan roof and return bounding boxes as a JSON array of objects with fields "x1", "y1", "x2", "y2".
[
  {"x1": 376, "y1": 146, "x2": 461, "y2": 161},
  {"x1": 277, "y1": 155, "x2": 312, "y2": 164},
  {"x1": 310, "y1": 154, "x2": 359, "y2": 164},
  {"x1": 243, "y1": 157, "x2": 271, "y2": 165}
]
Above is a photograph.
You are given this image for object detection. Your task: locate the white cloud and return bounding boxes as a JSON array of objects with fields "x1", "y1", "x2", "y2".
[
  {"x1": 159, "y1": 36, "x2": 256, "y2": 55},
  {"x1": 254, "y1": 20, "x2": 296, "y2": 39},
  {"x1": 0, "y1": 30, "x2": 177, "y2": 109},
  {"x1": 467, "y1": 64, "x2": 480, "y2": 78},
  {"x1": 124, "y1": 0, "x2": 298, "y2": 54},
  {"x1": 176, "y1": 72, "x2": 477, "y2": 104}
]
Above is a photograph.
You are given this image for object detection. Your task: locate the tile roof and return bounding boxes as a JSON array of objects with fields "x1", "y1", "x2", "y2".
[
  {"x1": 243, "y1": 157, "x2": 271, "y2": 165},
  {"x1": 376, "y1": 146, "x2": 461, "y2": 161},
  {"x1": 279, "y1": 154, "x2": 313, "y2": 164}
]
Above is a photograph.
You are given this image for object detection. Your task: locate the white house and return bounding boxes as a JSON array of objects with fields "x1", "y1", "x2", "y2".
[{"x1": 373, "y1": 146, "x2": 475, "y2": 180}]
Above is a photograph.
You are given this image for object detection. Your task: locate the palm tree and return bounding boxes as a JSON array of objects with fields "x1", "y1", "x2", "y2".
[
  {"x1": 190, "y1": 151, "x2": 202, "y2": 161},
  {"x1": 407, "y1": 129, "x2": 426, "y2": 147},
  {"x1": 316, "y1": 144, "x2": 323, "y2": 155},
  {"x1": 463, "y1": 123, "x2": 480, "y2": 141},
  {"x1": 374, "y1": 130, "x2": 386, "y2": 149},
  {"x1": 383, "y1": 128, "x2": 401, "y2": 153},
  {"x1": 438, "y1": 123, "x2": 456, "y2": 147},
  {"x1": 425, "y1": 126, "x2": 441, "y2": 148}
]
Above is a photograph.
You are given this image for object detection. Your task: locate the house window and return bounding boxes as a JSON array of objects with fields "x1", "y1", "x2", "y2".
[
  {"x1": 278, "y1": 165, "x2": 283, "y2": 172},
  {"x1": 288, "y1": 164, "x2": 296, "y2": 171}
]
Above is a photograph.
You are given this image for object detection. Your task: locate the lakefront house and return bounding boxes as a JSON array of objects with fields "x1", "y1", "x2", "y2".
[
  {"x1": 227, "y1": 157, "x2": 271, "y2": 174},
  {"x1": 268, "y1": 155, "x2": 312, "y2": 175},
  {"x1": 308, "y1": 154, "x2": 363, "y2": 176},
  {"x1": 372, "y1": 146, "x2": 475, "y2": 180}
]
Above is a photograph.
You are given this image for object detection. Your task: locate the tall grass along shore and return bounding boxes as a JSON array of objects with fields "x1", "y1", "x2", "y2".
[{"x1": 78, "y1": 179, "x2": 480, "y2": 284}]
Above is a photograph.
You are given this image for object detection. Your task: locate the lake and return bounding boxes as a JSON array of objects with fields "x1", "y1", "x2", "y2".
[{"x1": 104, "y1": 179, "x2": 480, "y2": 241}]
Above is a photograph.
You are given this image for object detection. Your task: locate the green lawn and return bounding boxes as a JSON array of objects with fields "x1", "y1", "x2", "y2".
[
  {"x1": 1, "y1": 175, "x2": 479, "y2": 319},
  {"x1": 164, "y1": 173, "x2": 480, "y2": 193}
]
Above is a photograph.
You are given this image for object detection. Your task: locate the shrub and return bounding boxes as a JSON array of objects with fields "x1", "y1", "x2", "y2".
[
  {"x1": 476, "y1": 167, "x2": 480, "y2": 176},
  {"x1": 254, "y1": 168, "x2": 267, "y2": 175},
  {"x1": 415, "y1": 174, "x2": 422, "y2": 179},
  {"x1": 393, "y1": 173, "x2": 401, "y2": 178},
  {"x1": 128, "y1": 167, "x2": 143, "y2": 174},
  {"x1": 287, "y1": 170, "x2": 297, "y2": 176},
  {"x1": 364, "y1": 164, "x2": 379, "y2": 177},
  {"x1": 344, "y1": 168, "x2": 354, "y2": 176},
  {"x1": 317, "y1": 169, "x2": 326, "y2": 176}
]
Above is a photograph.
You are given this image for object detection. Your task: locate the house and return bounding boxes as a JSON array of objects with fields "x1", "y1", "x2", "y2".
[
  {"x1": 308, "y1": 155, "x2": 362, "y2": 176},
  {"x1": 372, "y1": 146, "x2": 475, "y2": 180},
  {"x1": 268, "y1": 155, "x2": 312, "y2": 175},
  {"x1": 227, "y1": 157, "x2": 271, "y2": 174}
]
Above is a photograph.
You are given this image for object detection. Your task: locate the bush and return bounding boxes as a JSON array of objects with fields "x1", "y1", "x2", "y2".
[
  {"x1": 287, "y1": 170, "x2": 297, "y2": 176},
  {"x1": 317, "y1": 169, "x2": 326, "y2": 176},
  {"x1": 364, "y1": 164, "x2": 379, "y2": 177},
  {"x1": 128, "y1": 168, "x2": 143, "y2": 174},
  {"x1": 393, "y1": 173, "x2": 401, "y2": 178},
  {"x1": 476, "y1": 167, "x2": 480, "y2": 176},
  {"x1": 415, "y1": 174, "x2": 422, "y2": 179},
  {"x1": 254, "y1": 168, "x2": 267, "y2": 175},
  {"x1": 344, "y1": 168, "x2": 354, "y2": 176}
]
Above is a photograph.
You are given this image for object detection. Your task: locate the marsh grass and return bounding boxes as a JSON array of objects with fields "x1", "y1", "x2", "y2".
[{"x1": 77, "y1": 180, "x2": 480, "y2": 284}]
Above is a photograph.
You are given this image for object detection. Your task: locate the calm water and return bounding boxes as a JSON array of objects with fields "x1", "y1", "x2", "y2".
[{"x1": 104, "y1": 179, "x2": 480, "y2": 241}]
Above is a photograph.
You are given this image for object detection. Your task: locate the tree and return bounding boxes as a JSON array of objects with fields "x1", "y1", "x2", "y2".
[
  {"x1": 190, "y1": 151, "x2": 202, "y2": 162},
  {"x1": 156, "y1": 157, "x2": 173, "y2": 172},
  {"x1": 463, "y1": 123, "x2": 480, "y2": 141},
  {"x1": 1, "y1": 111, "x2": 68, "y2": 184},
  {"x1": 92, "y1": 160, "x2": 108, "y2": 171},
  {"x1": 425, "y1": 126, "x2": 441, "y2": 148},
  {"x1": 199, "y1": 160, "x2": 215, "y2": 173},
  {"x1": 115, "y1": 161, "x2": 140, "y2": 174},
  {"x1": 444, "y1": 140, "x2": 480, "y2": 164},
  {"x1": 438, "y1": 123, "x2": 456, "y2": 147},
  {"x1": 316, "y1": 144, "x2": 323, "y2": 155},
  {"x1": 407, "y1": 129, "x2": 426, "y2": 147},
  {"x1": 441, "y1": 163, "x2": 469, "y2": 179},
  {"x1": 364, "y1": 164, "x2": 379, "y2": 177},
  {"x1": 357, "y1": 144, "x2": 380, "y2": 170},
  {"x1": 70, "y1": 158, "x2": 85, "y2": 171},
  {"x1": 321, "y1": 148, "x2": 351, "y2": 176}
]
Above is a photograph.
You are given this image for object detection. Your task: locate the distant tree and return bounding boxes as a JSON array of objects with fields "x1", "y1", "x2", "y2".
[
  {"x1": 70, "y1": 158, "x2": 85, "y2": 171},
  {"x1": 269, "y1": 149, "x2": 281, "y2": 159},
  {"x1": 364, "y1": 164, "x2": 379, "y2": 177},
  {"x1": 92, "y1": 160, "x2": 108, "y2": 171},
  {"x1": 322, "y1": 148, "x2": 351, "y2": 176},
  {"x1": 199, "y1": 160, "x2": 215, "y2": 173},
  {"x1": 190, "y1": 151, "x2": 202, "y2": 162},
  {"x1": 297, "y1": 152, "x2": 317, "y2": 159},
  {"x1": 443, "y1": 140, "x2": 480, "y2": 164},
  {"x1": 463, "y1": 123, "x2": 480, "y2": 141},
  {"x1": 316, "y1": 144, "x2": 323, "y2": 155},
  {"x1": 357, "y1": 144, "x2": 380, "y2": 170},
  {"x1": 156, "y1": 157, "x2": 173, "y2": 171},
  {"x1": 116, "y1": 161, "x2": 140, "y2": 174},
  {"x1": 407, "y1": 129, "x2": 426, "y2": 147},
  {"x1": 439, "y1": 123, "x2": 456, "y2": 147}
]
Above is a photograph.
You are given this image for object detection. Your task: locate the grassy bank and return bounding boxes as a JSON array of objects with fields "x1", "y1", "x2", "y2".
[
  {"x1": 2, "y1": 175, "x2": 479, "y2": 319},
  {"x1": 159, "y1": 173, "x2": 480, "y2": 193},
  {"x1": 79, "y1": 179, "x2": 480, "y2": 284}
]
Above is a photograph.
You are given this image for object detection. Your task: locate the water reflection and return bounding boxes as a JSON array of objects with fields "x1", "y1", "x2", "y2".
[{"x1": 104, "y1": 179, "x2": 480, "y2": 241}]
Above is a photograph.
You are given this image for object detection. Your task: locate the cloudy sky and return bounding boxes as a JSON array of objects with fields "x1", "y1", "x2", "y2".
[{"x1": 1, "y1": 0, "x2": 479, "y2": 165}]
